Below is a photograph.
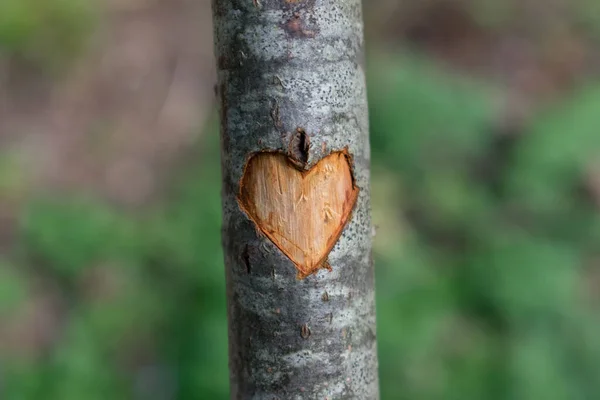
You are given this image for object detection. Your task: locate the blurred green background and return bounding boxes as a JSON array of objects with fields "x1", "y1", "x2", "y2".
[{"x1": 2, "y1": 0, "x2": 600, "y2": 398}]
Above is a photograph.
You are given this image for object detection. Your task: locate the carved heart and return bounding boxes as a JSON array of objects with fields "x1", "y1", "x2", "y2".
[{"x1": 238, "y1": 151, "x2": 359, "y2": 278}]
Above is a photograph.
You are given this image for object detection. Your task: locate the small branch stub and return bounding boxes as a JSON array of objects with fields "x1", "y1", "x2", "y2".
[{"x1": 288, "y1": 128, "x2": 310, "y2": 169}]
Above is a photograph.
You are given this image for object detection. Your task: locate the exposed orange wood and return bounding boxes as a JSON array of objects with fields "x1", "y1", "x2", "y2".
[{"x1": 238, "y1": 151, "x2": 359, "y2": 279}]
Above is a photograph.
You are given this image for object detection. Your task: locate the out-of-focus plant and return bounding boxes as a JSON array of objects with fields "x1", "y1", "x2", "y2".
[
  {"x1": 0, "y1": 0, "x2": 96, "y2": 68},
  {"x1": 368, "y1": 51, "x2": 600, "y2": 400}
]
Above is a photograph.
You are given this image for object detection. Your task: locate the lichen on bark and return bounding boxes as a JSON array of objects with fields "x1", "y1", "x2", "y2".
[{"x1": 212, "y1": 0, "x2": 379, "y2": 398}]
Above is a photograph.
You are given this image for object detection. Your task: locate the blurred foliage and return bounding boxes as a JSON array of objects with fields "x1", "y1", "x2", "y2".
[
  {"x1": 0, "y1": 0, "x2": 95, "y2": 67},
  {"x1": 369, "y1": 53, "x2": 600, "y2": 399},
  {"x1": 2, "y1": 122, "x2": 229, "y2": 399}
]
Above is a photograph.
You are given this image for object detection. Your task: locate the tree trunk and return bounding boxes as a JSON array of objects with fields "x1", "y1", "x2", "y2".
[{"x1": 212, "y1": 1, "x2": 378, "y2": 399}]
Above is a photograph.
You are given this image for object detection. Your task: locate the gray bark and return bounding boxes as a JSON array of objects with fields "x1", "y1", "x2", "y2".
[{"x1": 212, "y1": 1, "x2": 379, "y2": 399}]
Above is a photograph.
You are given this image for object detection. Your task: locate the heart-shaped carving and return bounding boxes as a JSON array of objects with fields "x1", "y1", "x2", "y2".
[{"x1": 238, "y1": 151, "x2": 359, "y2": 278}]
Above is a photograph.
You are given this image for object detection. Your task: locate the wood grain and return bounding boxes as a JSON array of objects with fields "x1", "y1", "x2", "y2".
[{"x1": 239, "y1": 151, "x2": 359, "y2": 278}]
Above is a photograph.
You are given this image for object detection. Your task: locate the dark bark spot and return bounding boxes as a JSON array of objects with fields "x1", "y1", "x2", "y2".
[
  {"x1": 217, "y1": 55, "x2": 228, "y2": 70},
  {"x1": 283, "y1": 13, "x2": 316, "y2": 39},
  {"x1": 300, "y1": 323, "x2": 311, "y2": 339},
  {"x1": 273, "y1": 75, "x2": 286, "y2": 90},
  {"x1": 212, "y1": 0, "x2": 227, "y2": 17},
  {"x1": 321, "y1": 291, "x2": 329, "y2": 302},
  {"x1": 288, "y1": 128, "x2": 309, "y2": 168},
  {"x1": 219, "y1": 82, "x2": 228, "y2": 126},
  {"x1": 362, "y1": 327, "x2": 377, "y2": 347},
  {"x1": 270, "y1": 100, "x2": 283, "y2": 130},
  {"x1": 241, "y1": 244, "x2": 251, "y2": 274},
  {"x1": 219, "y1": 82, "x2": 230, "y2": 150}
]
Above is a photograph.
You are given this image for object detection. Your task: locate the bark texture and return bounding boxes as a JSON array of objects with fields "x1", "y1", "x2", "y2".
[{"x1": 212, "y1": 1, "x2": 378, "y2": 398}]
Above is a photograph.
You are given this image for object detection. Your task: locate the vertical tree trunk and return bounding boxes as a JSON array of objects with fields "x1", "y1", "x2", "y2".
[{"x1": 212, "y1": 1, "x2": 378, "y2": 399}]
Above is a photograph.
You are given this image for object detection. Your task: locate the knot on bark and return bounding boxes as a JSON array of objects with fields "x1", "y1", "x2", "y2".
[{"x1": 288, "y1": 128, "x2": 310, "y2": 169}]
